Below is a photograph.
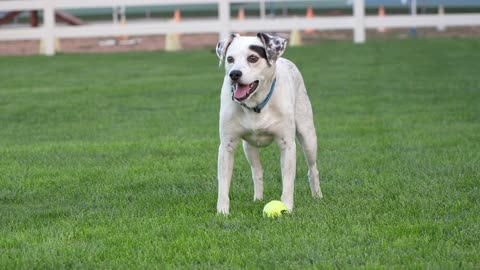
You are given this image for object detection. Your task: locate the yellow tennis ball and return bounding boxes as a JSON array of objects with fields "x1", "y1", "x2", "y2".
[{"x1": 263, "y1": 200, "x2": 289, "y2": 218}]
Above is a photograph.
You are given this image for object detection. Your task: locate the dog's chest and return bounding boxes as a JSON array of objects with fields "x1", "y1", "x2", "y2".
[
  {"x1": 242, "y1": 131, "x2": 274, "y2": 148},
  {"x1": 239, "y1": 116, "x2": 279, "y2": 148}
]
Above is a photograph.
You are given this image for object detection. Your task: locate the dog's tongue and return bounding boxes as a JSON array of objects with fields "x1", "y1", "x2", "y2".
[{"x1": 234, "y1": 84, "x2": 250, "y2": 99}]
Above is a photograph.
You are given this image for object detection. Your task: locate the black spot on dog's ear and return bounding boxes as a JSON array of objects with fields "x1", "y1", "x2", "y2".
[
  {"x1": 249, "y1": 45, "x2": 267, "y2": 60},
  {"x1": 256, "y1": 32, "x2": 287, "y2": 65},
  {"x1": 257, "y1": 33, "x2": 270, "y2": 44}
]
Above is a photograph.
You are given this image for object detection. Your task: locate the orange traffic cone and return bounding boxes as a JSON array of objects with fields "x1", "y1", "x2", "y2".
[
  {"x1": 39, "y1": 38, "x2": 61, "y2": 54},
  {"x1": 166, "y1": 8, "x2": 182, "y2": 51},
  {"x1": 377, "y1": 6, "x2": 387, "y2": 33},
  {"x1": 289, "y1": 29, "x2": 302, "y2": 47},
  {"x1": 118, "y1": 6, "x2": 128, "y2": 41},
  {"x1": 237, "y1": 6, "x2": 245, "y2": 21},
  {"x1": 236, "y1": 6, "x2": 246, "y2": 34},
  {"x1": 173, "y1": 8, "x2": 181, "y2": 23},
  {"x1": 118, "y1": 17, "x2": 128, "y2": 41},
  {"x1": 305, "y1": 7, "x2": 315, "y2": 34}
]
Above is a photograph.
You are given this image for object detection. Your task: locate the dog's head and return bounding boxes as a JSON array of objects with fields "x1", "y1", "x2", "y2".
[{"x1": 216, "y1": 33, "x2": 287, "y2": 102}]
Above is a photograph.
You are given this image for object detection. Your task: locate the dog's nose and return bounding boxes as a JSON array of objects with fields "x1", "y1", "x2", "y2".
[{"x1": 229, "y1": 70, "x2": 242, "y2": 81}]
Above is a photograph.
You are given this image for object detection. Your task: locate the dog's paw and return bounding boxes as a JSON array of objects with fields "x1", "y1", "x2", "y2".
[
  {"x1": 312, "y1": 190, "x2": 323, "y2": 199},
  {"x1": 253, "y1": 195, "x2": 264, "y2": 202},
  {"x1": 216, "y1": 206, "x2": 230, "y2": 216}
]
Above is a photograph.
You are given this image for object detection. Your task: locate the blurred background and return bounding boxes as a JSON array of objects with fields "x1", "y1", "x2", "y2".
[{"x1": 1, "y1": 0, "x2": 479, "y2": 55}]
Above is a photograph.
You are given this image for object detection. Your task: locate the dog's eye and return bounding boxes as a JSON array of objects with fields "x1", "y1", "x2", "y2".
[
  {"x1": 248, "y1": 55, "x2": 259, "y2": 63},
  {"x1": 227, "y1": 56, "x2": 234, "y2": 64}
]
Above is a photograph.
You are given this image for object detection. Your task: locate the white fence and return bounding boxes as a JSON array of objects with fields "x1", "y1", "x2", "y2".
[{"x1": 1, "y1": 0, "x2": 480, "y2": 56}]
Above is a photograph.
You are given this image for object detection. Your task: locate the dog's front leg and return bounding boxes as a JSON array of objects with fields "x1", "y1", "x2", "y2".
[
  {"x1": 217, "y1": 137, "x2": 239, "y2": 215},
  {"x1": 278, "y1": 137, "x2": 296, "y2": 212},
  {"x1": 242, "y1": 140, "x2": 264, "y2": 201}
]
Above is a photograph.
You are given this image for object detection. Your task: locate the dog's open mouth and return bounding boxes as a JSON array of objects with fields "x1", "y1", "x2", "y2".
[{"x1": 233, "y1": 80, "x2": 259, "y2": 101}]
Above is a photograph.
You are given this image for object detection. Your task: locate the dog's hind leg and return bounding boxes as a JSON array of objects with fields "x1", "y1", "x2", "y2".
[
  {"x1": 242, "y1": 140, "x2": 264, "y2": 201},
  {"x1": 296, "y1": 118, "x2": 323, "y2": 199}
]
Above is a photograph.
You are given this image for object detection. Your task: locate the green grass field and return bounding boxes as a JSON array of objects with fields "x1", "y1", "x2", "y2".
[{"x1": 1, "y1": 38, "x2": 479, "y2": 269}]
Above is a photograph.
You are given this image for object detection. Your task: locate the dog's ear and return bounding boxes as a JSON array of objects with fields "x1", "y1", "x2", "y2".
[
  {"x1": 216, "y1": 33, "x2": 240, "y2": 66},
  {"x1": 257, "y1": 33, "x2": 287, "y2": 65}
]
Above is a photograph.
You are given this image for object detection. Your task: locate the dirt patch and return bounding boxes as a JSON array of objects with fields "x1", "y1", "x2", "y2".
[{"x1": 0, "y1": 33, "x2": 220, "y2": 56}]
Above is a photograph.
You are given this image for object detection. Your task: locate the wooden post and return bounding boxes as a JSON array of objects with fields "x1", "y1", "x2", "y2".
[
  {"x1": 30, "y1": 11, "x2": 39, "y2": 27},
  {"x1": 0, "y1": 11, "x2": 22, "y2": 25}
]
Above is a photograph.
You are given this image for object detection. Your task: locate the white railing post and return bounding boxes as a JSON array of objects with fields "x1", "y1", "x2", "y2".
[
  {"x1": 218, "y1": 0, "x2": 230, "y2": 41},
  {"x1": 410, "y1": 0, "x2": 417, "y2": 35},
  {"x1": 43, "y1": 0, "x2": 55, "y2": 55},
  {"x1": 437, "y1": 5, "x2": 446, "y2": 31},
  {"x1": 259, "y1": 0, "x2": 266, "y2": 20},
  {"x1": 353, "y1": 0, "x2": 365, "y2": 43}
]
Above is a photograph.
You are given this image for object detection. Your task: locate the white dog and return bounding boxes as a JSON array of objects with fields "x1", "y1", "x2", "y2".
[{"x1": 216, "y1": 33, "x2": 323, "y2": 215}]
